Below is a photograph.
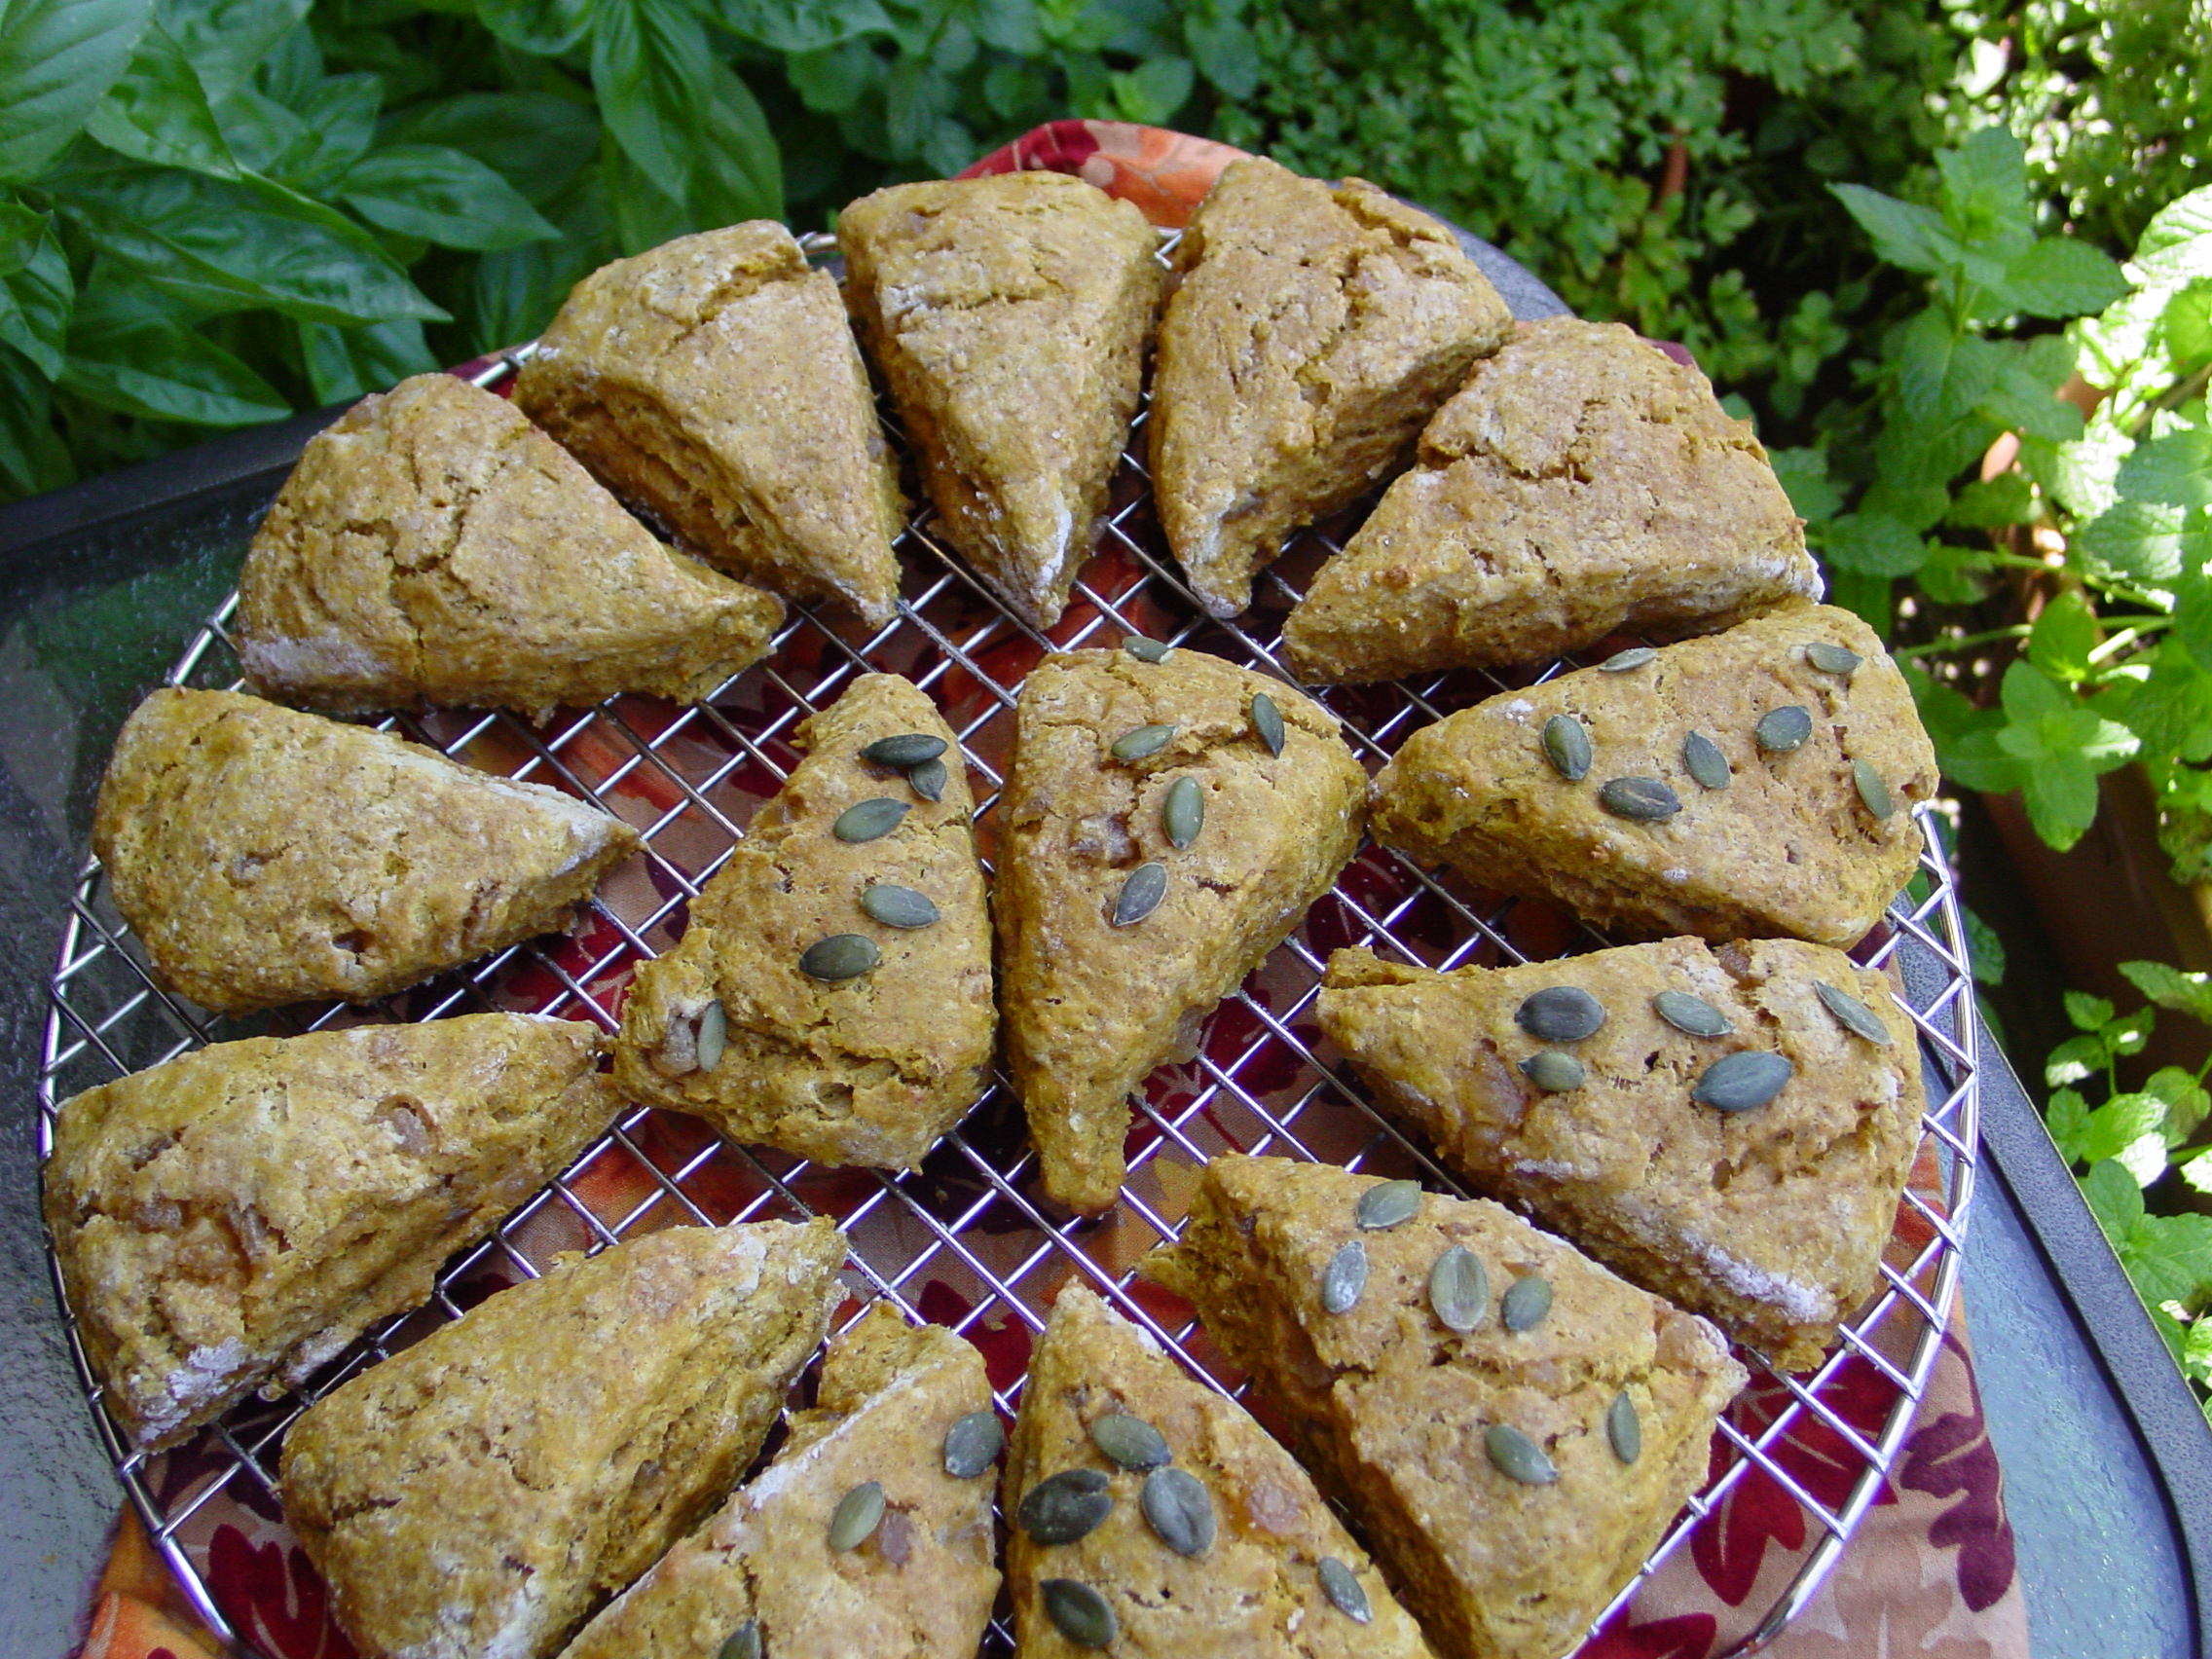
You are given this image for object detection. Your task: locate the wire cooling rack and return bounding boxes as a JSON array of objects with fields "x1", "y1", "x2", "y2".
[{"x1": 38, "y1": 328, "x2": 1979, "y2": 1659}]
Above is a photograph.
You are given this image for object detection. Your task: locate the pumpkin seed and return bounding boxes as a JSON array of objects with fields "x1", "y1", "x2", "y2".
[
  {"x1": 1428, "y1": 1244, "x2": 1490, "y2": 1333},
  {"x1": 1112, "y1": 862, "x2": 1168, "y2": 926},
  {"x1": 1111, "y1": 722, "x2": 1178, "y2": 761},
  {"x1": 695, "y1": 999, "x2": 727, "y2": 1072},
  {"x1": 828, "y1": 1480, "x2": 885, "y2": 1551},
  {"x1": 1250, "y1": 692, "x2": 1286, "y2": 756},
  {"x1": 1755, "y1": 705, "x2": 1813, "y2": 754},
  {"x1": 1486, "y1": 1422, "x2": 1558, "y2": 1485},
  {"x1": 1516, "y1": 985, "x2": 1605, "y2": 1043},
  {"x1": 1501, "y1": 1273, "x2": 1553, "y2": 1332},
  {"x1": 1653, "y1": 990, "x2": 1733, "y2": 1038},
  {"x1": 833, "y1": 797, "x2": 908, "y2": 842},
  {"x1": 1124, "y1": 635, "x2": 1174, "y2": 663},
  {"x1": 1520, "y1": 1050, "x2": 1587, "y2": 1092},
  {"x1": 1542, "y1": 714, "x2": 1592, "y2": 781},
  {"x1": 1321, "y1": 1239, "x2": 1368, "y2": 1313},
  {"x1": 1853, "y1": 757, "x2": 1895, "y2": 820},
  {"x1": 862, "y1": 884, "x2": 940, "y2": 929},
  {"x1": 1089, "y1": 1413, "x2": 1171, "y2": 1470},
  {"x1": 1691, "y1": 1050, "x2": 1794, "y2": 1113},
  {"x1": 1018, "y1": 1468, "x2": 1114, "y2": 1545},
  {"x1": 1598, "y1": 777, "x2": 1681, "y2": 821},
  {"x1": 1163, "y1": 776, "x2": 1204, "y2": 849},
  {"x1": 1815, "y1": 979, "x2": 1894, "y2": 1046},
  {"x1": 716, "y1": 1620, "x2": 761, "y2": 1659},
  {"x1": 800, "y1": 933, "x2": 881, "y2": 981},
  {"x1": 1805, "y1": 641, "x2": 1862, "y2": 676},
  {"x1": 862, "y1": 733, "x2": 946, "y2": 767},
  {"x1": 1607, "y1": 1391, "x2": 1641, "y2": 1464},
  {"x1": 1141, "y1": 1465, "x2": 1215, "y2": 1557},
  {"x1": 906, "y1": 757, "x2": 947, "y2": 802},
  {"x1": 1317, "y1": 1557, "x2": 1372, "y2": 1624},
  {"x1": 1600, "y1": 645, "x2": 1658, "y2": 672},
  {"x1": 1356, "y1": 1178, "x2": 1422, "y2": 1231},
  {"x1": 1681, "y1": 729, "x2": 1731, "y2": 791},
  {"x1": 1042, "y1": 1579, "x2": 1117, "y2": 1647},
  {"x1": 942, "y1": 1411, "x2": 1004, "y2": 1479}
]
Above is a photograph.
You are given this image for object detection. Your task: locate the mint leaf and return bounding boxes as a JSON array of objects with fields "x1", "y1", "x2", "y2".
[
  {"x1": 2029, "y1": 588, "x2": 2099, "y2": 682},
  {"x1": 2136, "y1": 183, "x2": 2212, "y2": 277},
  {"x1": 2001, "y1": 238, "x2": 2131, "y2": 318},
  {"x1": 1936, "y1": 126, "x2": 2034, "y2": 256},
  {"x1": 342, "y1": 144, "x2": 556, "y2": 252},
  {"x1": 2045, "y1": 1033, "x2": 2107, "y2": 1086},
  {"x1": 2144, "y1": 1065, "x2": 2212, "y2": 1143},
  {"x1": 1917, "y1": 542, "x2": 1997, "y2": 606},
  {"x1": 1110, "y1": 54, "x2": 1196, "y2": 125},
  {"x1": 2181, "y1": 1148, "x2": 2212, "y2": 1196},
  {"x1": 1830, "y1": 183, "x2": 1954, "y2": 276},
  {"x1": 2119, "y1": 1211, "x2": 2212, "y2": 1307},
  {"x1": 2075, "y1": 499, "x2": 2186, "y2": 586},
  {"x1": 2083, "y1": 1154, "x2": 2145, "y2": 1237},
  {"x1": 2046, "y1": 1087, "x2": 2093, "y2": 1163},
  {"x1": 0, "y1": 0, "x2": 152, "y2": 184},
  {"x1": 1947, "y1": 472, "x2": 2036, "y2": 528},
  {"x1": 2076, "y1": 1091, "x2": 2171, "y2": 1165},
  {"x1": 1187, "y1": 11, "x2": 1260, "y2": 98},
  {"x1": 1768, "y1": 446, "x2": 1840, "y2": 523},
  {"x1": 1822, "y1": 511, "x2": 1927, "y2": 577},
  {"x1": 2065, "y1": 988, "x2": 2119, "y2": 1032},
  {"x1": 2110, "y1": 649, "x2": 2212, "y2": 761},
  {"x1": 2119, "y1": 426, "x2": 2212, "y2": 509},
  {"x1": 2120, "y1": 959, "x2": 2212, "y2": 1026}
]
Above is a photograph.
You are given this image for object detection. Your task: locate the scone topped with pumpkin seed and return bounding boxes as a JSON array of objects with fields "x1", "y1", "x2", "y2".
[
  {"x1": 1149, "y1": 158, "x2": 1511, "y2": 618},
  {"x1": 614, "y1": 673, "x2": 992, "y2": 1169},
  {"x1": 839, "y1": 171, "x2": 1166, "y2": 630},
  {"x1": 1370, "y1": 603, "x2": 1937, "y2": 948},
  {"x1": 996, "y1": 645, "x2": 1367, "y2": 1212},
  {"x1": 1319, "y1": 938, "x2": 1926, "y2": 1370},
  {"x1": 1006, "y1": 1282, "x2": 1438, "y2": 1659},
  {"x1": 562, "y1": 1303, "x2": 1000, "y2": 1659},
  {"x1": 1281, "y1": 318, "x2": 1821, "y2": 685},
  {"x1": 514, "y1": 223, "x2": 905, "y2": 628},
  {"x1": 1142, "y1": 1157, "x2": 1746, "y2": 1659}
]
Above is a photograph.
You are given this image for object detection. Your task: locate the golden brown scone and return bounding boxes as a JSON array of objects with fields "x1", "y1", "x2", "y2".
[
  {"x1": 280, "y1": 1218, "x2": 845, "y2": 1659},
  {"x1": 1369, "y1": 603, "x2": 1936, "y2": 947},
  {"x1": 92, "y1": 689, "x2": 640, "y2": 1015},
  {"x1": 237, "y1": 373, "x2": 783, "y2": 718},
  {"x1": 46, "y1": 1014, "x2": 619, "y2": 1451},
  {"x1": 840, "y1": 172, "x2": 1165, "y2": 630},
  {"x1": 1281, "y1": 319, "x2": 1822, "y2": 684},
  {"x1": 996, "y1": 647, "x2": 1367, "y2": 1212},
  {"x1": 1149, "y1": 158, "x2": 1511, "y2": 618},
  {"x1": 1319, "y1": 939, "x2": 1925, "y2": 1370},
  {"x1": 561, "y1": 1303, "x2": 999, "y2": 1659},
  {"x1": 614, "y1": 674, "x2": 991, "y2": 1169},
  {"x1": 1142, "y1": 1158, "x2": 1747, "y2": 1659},
  {"x1": 1006, "y1": 1283, "x2": 1438, "y2": 1659},
  {"x1": 514, "y1": 224, "x2": 904, "y2": 628}
]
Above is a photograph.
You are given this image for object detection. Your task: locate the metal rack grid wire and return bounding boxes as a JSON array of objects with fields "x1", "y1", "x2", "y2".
[{"x1": 38, "y1": 337, "x2": 1978, "y2": 1659}]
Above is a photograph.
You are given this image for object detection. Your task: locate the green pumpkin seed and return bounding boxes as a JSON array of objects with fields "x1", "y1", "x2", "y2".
[
  {"x1": 1356, "y1": 1178, "x2": 1422, "y2": 1231},
  {"x1": 1542, "y1": 714, "x2": 1592, "y2": 781},
  {"x1": 1124, "y1": 635, "x2": 1174, "y2": 663},
  {"x1": 1428, "y1": 1244, "x2": 1490, "y2": 1333},
  {"x1": 1487, "y1": 1422, "x2": 1558, "y2": 1485},
  {"x1": 1111, "y1": 722, "x2": 1178, "y2": 761},
  {"x1": 1815, "y1": 979, "x2": 1894, "y2": 1046},
  {"x1": 1600, "y1": 645, "x2": 1658, "y2": 672},
  {"x1": 1516, "y1": 985, "x2": 1606, "y2": 1043},
  {"x1": 862, "y1": 884, "x2": 940, "y2": 929},
  {"x1": 1520, "y1": 1050, "x2": 1587, "y2": 1092},
  {"x1": 1089, "y1": 1413, "x2": 1171, "y2": 1470},
  {"x1": 716, "y1": 1620, "x2": 761, "y2": 1659},
  {"x1": 1653, "y1": 990, "x2": 1733, "y2": 1038},
  {"x1": 1042, "y1": 1579, "x2": 1118, "y2": 1647},
  {"x1": 1112, "y1": 862, "x2": 1168, "y2": 926},
  {"x1": 1250, "y1": 692, "x2": 1286, "y2": 756},
  {"x1": 942, "y1": 1411, "x2": 1004, "y2": 1479},
  {"x1": 862, "y1": 733, "x2": 946, "y2": 767},
  {"x1": 1755, "y1": 705, "x2": 1814, "y2": 754},
  {"x1": 1598, "y1": 777, "x2": 1681, "y2": 821},
  {"x1": 906, "y1": 757, "x2": 948, "y2": 802},
  {"x1": 1501, "y1": 1273, "x2": 1553, "y2": 1332},
  {"x1": 1681, "y1": 729, "x2": 1731, "y2": 791},
  {"x1": 1805, "y1": 641, "x2": 1862, "y2": 676},
  {"x1": 833, "y1": 797, "x2": 908, "y2": 842},
  {"x1": 1317, "y1": 1557, "x2": 1372, "y2": 1624},
  {"x1": 1607, "y1": 1391, "x2": 1641, "y2": 1464},
  {"x1": 1321, "y1": 1239, "x2": 1368, "y2": 1313},
  {"x1": 1163, "y1": 776, "x2": 1204, "y2": 849},
  {"x1": 1692, "y1": 1050, "x2": 1794, "y2": 1113},
  {"x1": 828, "y1": 1480, "x2": 885, "y2": 1550},
  {"x1": 1854, "y1": 757, "x2": 1895, "y2": 820},
  {"x1": 1141, "y1": 1465, "x2": 1215, "y2": 1557},
  {"x1": 1018, "y1": 1468, "x2": 1114, "y2": 1545},
  {"x1": 695, "y1": 999, "x2": 727, "y2": 1072},
  {"x1": 800, "y1": 933, "x2": 881, "y2": 981}
]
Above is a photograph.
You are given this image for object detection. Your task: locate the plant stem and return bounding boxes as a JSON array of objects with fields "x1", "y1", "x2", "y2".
[{"x1": 1898, "y1": 624, "x2": 2032, "y2": 658}]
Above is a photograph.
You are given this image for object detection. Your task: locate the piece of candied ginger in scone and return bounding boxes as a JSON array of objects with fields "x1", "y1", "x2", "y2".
[
  {"x1": 614, "y1": 674, "x2": 992, "y2": 1170},
  {"x1": 561, "y1": 1303, "x2": 999, "y2": 1659},
  {"x1": 514, "y1": 223, "x2": 904, "y2": 628},
  {"x1": 92, "y1": 688, "x2": 640, "y2": 1015},
  {"x1": 1142, "y1": 1158, "x2": 1747, "y2": 1659},
  {"x1": 1319, "y1": 939, "x2": 1926, "y2": 1370},
  {"x1": 1149, "y1": 158, "x2": 1511, "y2": 619},
  {"x1": 996, "y1": 646, "x2": 1366, "y2": 1212},
  {"x1": 236, "y1": 373, "x2": 783, "y2": 718},
  {"x1": 46, "y1": 1014, "x2": 620, "y2": 1451},
  {"x1": 1005, "y1": 1283, "x2": 1439, "y2": 1659},
  {"x1": 840, "y1": 172, "x2": 1165, "y2": 631},
  {"x1": 1281, "y1": 319, "x2": 1821, "y2": 685},
  {"x1": 280, "y1": 1218, "x2": 845, "y2": 1659},
  {"x1": 1369, "y1": 603, "x2": 1936, "y2": 948}
]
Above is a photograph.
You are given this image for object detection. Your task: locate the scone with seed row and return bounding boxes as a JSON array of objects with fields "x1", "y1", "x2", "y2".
[
  {"x1": 839, "y1": 171, "x2": 1166, "y2": 630},
  {"x1": 514, "y1": 223, "x2": 905, "y2": 628},
  {"x1": 237, "y1": 373, "x2": 783, "y2": 718},
  {"x1": 93, "y1": 688, "x2": 640, "y2": 1015}
]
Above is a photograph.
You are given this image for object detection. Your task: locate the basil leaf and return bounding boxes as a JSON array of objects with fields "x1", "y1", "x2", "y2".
[
  {"x1": 0, "y1": 198, "x2": 40, "y2": 276},
  {"x1": 153, "y1": 0, "x2": 307, "y2": 100},
  {"x1": 377, "y1": 92, "x2": 598, "y2": 204},
  {"x1": 0, "y1": 223, "x2": 70, "y2": 377},
  {"x1": 297, "y1": 316, "x2": 435, "y2": 405},
  {"x1": 0, "y1": 0, "x2": 151, "y2": 183},
  {"x1": 60, "y1": 273, "x2": 289, "y2": 425},
  {"x1": 591, "y1": 0, "x2": 716, "y2": 209},
  {"x1": 466, "y1": 164, "x2": 615, "y2": 351},
  {"x1": 342, "y1": 143, "x2": 557, "y2": 251},
  {"x1": 85, "y1": 18, "x2": 237, "y2": 178},
  {"x1": 719, "y1": 0, "x2": 892, "y2": 55},
  {"x1": 477, "y1": 0, "x2": 593, "y2": 56},
  {"x1": 0, "y1": 340, "x2": 69, "y2": 497}
]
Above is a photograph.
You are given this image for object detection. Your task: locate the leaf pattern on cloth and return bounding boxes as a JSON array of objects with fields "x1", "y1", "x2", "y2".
[{"x1": 1898, "y1": 1334, "x2": 2020, "y2": 1612}]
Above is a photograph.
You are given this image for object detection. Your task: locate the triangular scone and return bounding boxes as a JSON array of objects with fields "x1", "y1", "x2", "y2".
[
  {"x1": 514, "y1": 223, "x2": 905, "y2": 628},
  {"x1": 1142, "y1": 1158, "x2": 1747, "y2": 1659},
  {"x1": 1281, "y1": 319, "x2": 1822, "y2": 684},
  {"x1": 46, "y1": 1014, "x2": 620, "y2": 1451},
  {"x1": 562, "y1": 1303, "x2": 999, "y2": 1659},
  {"x1": 615, "y1": 674, "x2": 992, "y2": 1169},
  {"x1": 840, "y1": 172, "x2": 1166, "y2": 630},
  {"x1": 280, "y1": 1219, "x2": 844, "y2": 1659},
  {"x1": 93, "y1": 689, "x2": 641, "y2": 1015},
  {"x1": 997, "y1": 648, "x2": 1367, "y2": 1211},
  {"x1": 1320, "y1": 940, "x2": 1926, "y2": 1370},
  {"x1": 237, "y1": 373, "x2": 783, "y2": 718},
  {"x1": 1370, "y1": 603, "x2": 1937, "y2": 947},
  {"x1": 1006, "y1": 1283, "x2": 1439, "y2": 1659},
  {"x1": 1149, "y1": 158, "x2": 1512, "y2": 618}
]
